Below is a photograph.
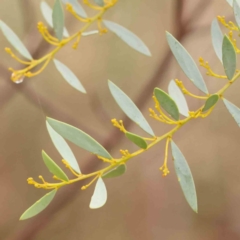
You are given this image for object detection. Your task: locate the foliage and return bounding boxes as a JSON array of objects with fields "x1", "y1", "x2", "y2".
[{"x1": 0, "y1": 0, "x2": 240, "y2": 220}]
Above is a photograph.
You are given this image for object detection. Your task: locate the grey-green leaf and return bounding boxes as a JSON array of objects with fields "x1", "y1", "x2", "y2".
[
  {"x1": 226, "y1": 0, "x2": 240, "y2": 6},
  {"x1": 52, "y1": 0, "x2": 64, "y2": 40},
  {"x1": 154, "y1": 88, "x2": 179, "y2": 121},
  {"x1": 46, "y1": 122, "x2": 81, "y2": 174},
  {"x1": 89, "y1": 177, "x2": 107, "y2": 209},
  {"x1": 42, "y1": 150, "x2": 69, "y2": 181},
  {"x1": 103, "y1": 164, "x2": 126, "y2": 178},
  {"x1": 171, "y1": 141, "x2": 198, "y2": 213},
  {"x1": 108, "y1": 81, "x2": 154, "y2": 136},
  {"x1": 47, "y1": 117, "x2": 112, "y2": 159},
  {"x1": 202, "y1": 94, "x2": 219, "y2": 112},
  {"x1": 53, "y1": 59, "x2": 86, "y2": 93},
  {"x1": 62, "y1": 0, "x2": 87, "y2": 18},
  {"x1": 0, "y1": 21, "x2": 32, "y2": 60},
  {"x1": 211, "y1": 19, "x2": 223, "y2": 62},
  {"x1": 94, "y1": 0, "x2": 104, "y2": 6},
  {"x1": 125, "y1": 132, "x2": 148, "y2": 149},
  {"x1": 166, "y1": 32, "x2": 208, "y2": 94},
  {"x1": 223, "y1": 98, "x2": 240, "y2": 126},
  {"x1": 222, "y1": 35, "x2": 236, "y2": 80},
  {"x1": 40, "y1": 1, "x2": 69, "y2": 37},
  {"x1": 234, "y1": 0, "x2": 240, "y2": 27},
  {"x1": 20, "y1": 189, "x2": 57, "y2": 220},
  {"x1": 103, "y1": 20, "x2": 151, "y2": 56},
  {"x1": 168, "y1": 80, "x2": 189, "y2": 117}
]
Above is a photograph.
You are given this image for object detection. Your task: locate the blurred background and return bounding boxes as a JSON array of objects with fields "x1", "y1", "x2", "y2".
[{"x1": 0, "y1": 0, "x2": 239, "y2": 239}]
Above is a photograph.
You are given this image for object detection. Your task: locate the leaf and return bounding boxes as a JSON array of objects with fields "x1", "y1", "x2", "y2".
[
  {"x1": 103, "y1": 20, "x2": 151, "y2": 56},
  {"x1": 222, "y1": 35, "x2": 236, "y2": 80},
  {"x1": 234, "y1": 0, "x2": 240, "y2": 27},
  {"x1": 154, "y1": 88, "x2": 180, "y2": 121},
  {"x1": 62, "y1": 0, "x2": 87, "y2": 18},
  {"x1": 211, "y1": 19, "x2": 223, "y2": 62},
  {"x1": 108, "y1": 81, "x2": 154, "y2": 136},
  {"x1": 20, "y1": 189, "x2": 57, "y2": 220},
  {"x1": 52, "y1": 0, "x2": 65, "y2": 40},
  {"x1": 89, "y1": 177, "x2": 107, "y2": 209},
  {"x1": 223, "y1": 98, "x2": 240, "y2": 126},
  {"x1": 46, "y1": 122, "x2": 81, "y2": 174},
  {"x1": 166, "y1": 32, "x2": 208, "y2": 94},
  {"x1": 47, "y1": 117, "x2": 112, "y2": 159},
  {"x1": 42, "y1": 150, "x2": 69, "y2": 181},
  {"x1": 125, "y1": 132, "x2": 148, "y2": 149},
  {"x1": 226, "y1": 0, "x2": 240, "y2": 6},
  {"x1": 168, "y1": 80, "x2": 189, "y2": 117},
  {"x1": 202, "y1": 94, "x2": 219, "y2": 112},
  {"x1": 40, "y1": 1, "x2": 69, "y2": 38},
  {"x1": 82, "y1": 30, "x2": 99, "y2": 36},
  {"x1": 171, "y1": 141, "x2": 198, "y2": 213},
  {"x1": 94, "y1": 0, "x2": 104, "y2": 6},
  {"x1": 53, "y1": 59, "x2": 86, "y2": 93},
  {"x1": 0, "y1": 21, "x2": 32, "y2": 60},
  {"x1": 103, "y1": 164, "x2": 126, "y2": 178}
]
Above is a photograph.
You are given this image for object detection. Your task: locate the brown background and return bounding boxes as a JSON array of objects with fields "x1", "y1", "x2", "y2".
[{"x1": 0, "y1": 0, "x2": 240, "y2": 239}]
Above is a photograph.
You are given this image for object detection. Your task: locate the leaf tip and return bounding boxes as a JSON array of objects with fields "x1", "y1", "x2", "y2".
[
  {"x1": 19, "y1": 215, "x2": 25, "y2": 221},
  {"x1": 46, "y1": 117, "x2": 53, "y2": 122}
]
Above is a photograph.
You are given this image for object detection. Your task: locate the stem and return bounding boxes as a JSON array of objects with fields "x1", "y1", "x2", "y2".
[
  {"x1": 11, "y1": 2, "x2": 116, "y2": 81},
  {"x1": 34, "y1": 70, "x2": 240, "y2": 190}
]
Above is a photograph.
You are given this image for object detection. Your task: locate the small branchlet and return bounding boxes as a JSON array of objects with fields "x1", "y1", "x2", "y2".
[
  {"x1": 159, "y1": 137, "x2": 171, "y2": 176},
  {"x1": 6, "y1": 0, "x2": 118, "y2": 83},
  {"x1": 199, "y1": 57, "x2": 227, "y2": 79},
  {"x1": 111, "y1": 119, "x2": 127, "y2": 132},
  {"x1": 217, "y1": 16, "x2": 239, "y2": 31},
  {"x1": 228, "y1": 31, "x2": 240, "y2": 53}
]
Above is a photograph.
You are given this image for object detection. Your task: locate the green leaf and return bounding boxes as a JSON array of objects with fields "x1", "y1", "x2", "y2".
[
  {"x1": 222, "y1": 35, "x2": 236, "y2": 80},
  {"x1": 94, "y1": 0, "x2": 104, "y2": 6},
  {"x1": 47, "y1": 117, "x2": 112, "y2": 159},
  {"x1": 223, "y1": 98, "x2": 240, "y2": 126},
  {"x1": 168, "y1": 80, "x2": 189, "y2": 117},
  {"x1": 234, "y1": 0, "x2": 240, "y2": 27},
  {"x1": 89, "y1": 177, "x2": 107, "y2": 209},
  {"x1": 40, "y1": 1, "x2": 69, "y2": 37},
  {"x1": 0, "y1": 21, "x2": 32, "y2": 60},
  {"x1": 125, "y1": 132, "x2": 147, "y2": 149},
  {"x1": 211, "y1": 19, "x2": 223, "y2": 62},
  {"x1": 42, "y1": 150, "x2": 69, "y2": 181},
  {"x1": 62, "y1": 0, "x2": 87, "y2": 18},
  {"x1": 202, "y1": 94, "x2": 219, "y2": 112},
  {"x1": 53, "y1": 59, "x2": 86, "y2": 93},
  {"x1": 171, "y1": 141, "x2": 198, "y2": 213},
  {"x1": 154, "y1": 88, "x2": 180, "y2": 120},
  {"x1": 108, "y1": 81, "x2": 154, "y2": 136},
  {"x1": 166, "y1": 32, "x2": 208, "y2": 94},
  {"x1": 52, "y1": 0, "x2": 64, "y2": 40},
  {"x1": 103, "y1": 20, "x2": 151, "y2": 56},
  {"x1": 20, "y1": 189, "x2": 57, "y2": 220},
  {"x1": 103, "y1": 164, "x2": 126, "y2": 178},
  {"x1": 46, "y1": 122, "x2": 81, "y2": 174}
]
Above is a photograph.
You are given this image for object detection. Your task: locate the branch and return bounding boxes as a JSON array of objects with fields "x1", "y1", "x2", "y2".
[{"x1": 6, "y1": 0, "x2": 214, "y2": 239}]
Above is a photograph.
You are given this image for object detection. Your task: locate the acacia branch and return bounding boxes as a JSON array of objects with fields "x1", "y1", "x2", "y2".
[{"x1": 6, "y1": 0, "x2": 214, "y2": 239}]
